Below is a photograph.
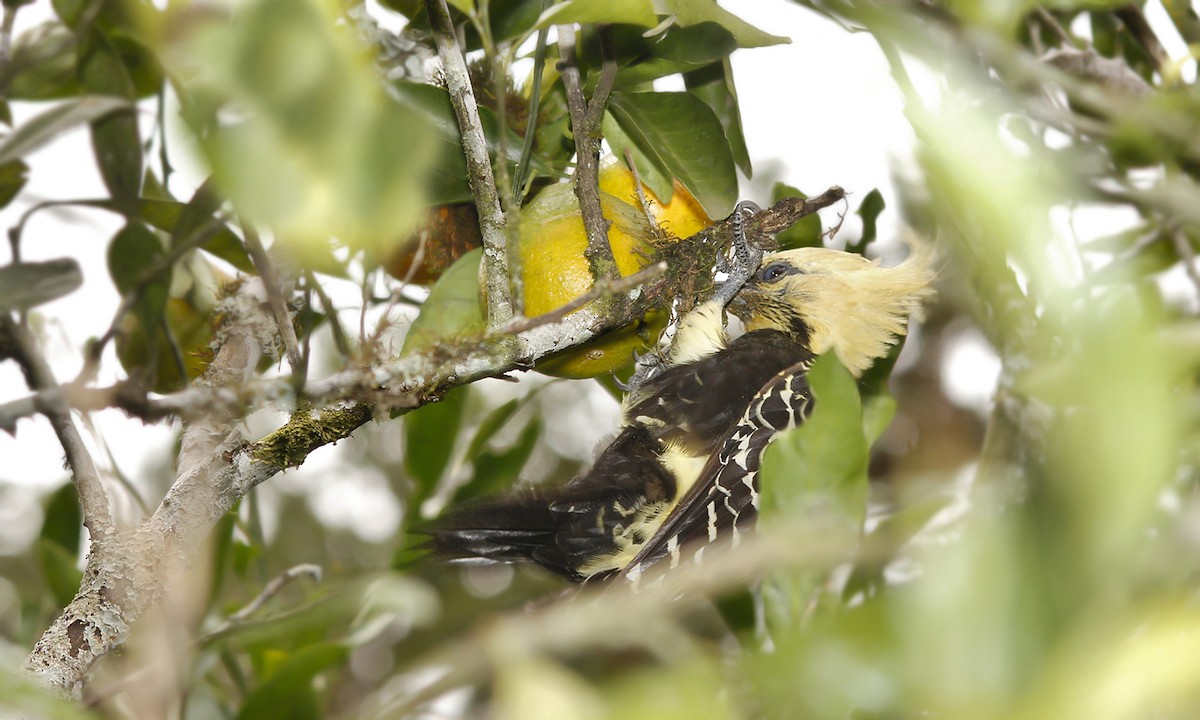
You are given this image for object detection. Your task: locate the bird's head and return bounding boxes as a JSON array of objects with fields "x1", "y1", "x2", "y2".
[{"x1": 729, "y1": 243, "x2": 936, "y2": 376}]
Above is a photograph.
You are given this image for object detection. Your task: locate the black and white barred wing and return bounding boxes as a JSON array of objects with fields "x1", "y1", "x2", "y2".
[{"x1": 621, "y1": 362, "x2": 814, "y2": 584}]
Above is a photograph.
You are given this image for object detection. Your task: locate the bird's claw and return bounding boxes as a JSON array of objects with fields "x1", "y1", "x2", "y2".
[{"x1": 714, "y1": 201, "x2": 764, "y2": 307}]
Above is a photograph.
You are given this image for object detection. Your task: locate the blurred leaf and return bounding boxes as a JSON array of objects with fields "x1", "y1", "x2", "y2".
[
  {"x1": 453, "y1": 417, "x2": 541, "y2": 504},
  {"x1": 38, "y1": 484, "x2": 84, "y2": 608},
  {"x1": 208, "y1": 509, "x2": 238, "y2": 609},
  {"x1": 405, "y1": 387, "x2": 469, "y2": 499},
  {"x1": 1087, "y1": 237, "x2": 1177, "y2": 286},
  {"x1": 37, "y1": 540, "x2": 84, "y2": 609},
  {"x1": 494, "y1": 656, "x2": 606, "y2": 720},
  {"x1": 848, "y1": 189, "x2": 885, "y2": 255},
  {"x1": 184, "y1": 0, "x2": 435, "y2": 258},
  {"x1": 41, "y1": 482, "x2": 82, "y2": 553},
  {"x1": 463, "y1": 399, "x2": 521, "y2": 460},
  {"x1": 51, "y1": 0, "x2": 86, "y2": 28},
  {"x1": 605, "y1": 659, "x2": 737, "y2": 720},
  {"x1": 171, "y1": 179, "x2": 255, "y2": 273},
  {"x1": 491, "y1": 0, "x2": 547, "y2": 42},
  {"x1": 235, "y1": 643, "x2": 348, "y2": 720},
  {"x1": 3, "y1": 22, "x2": 81, "y2": 100},
  {"x1": 0, "y1": 258, "x2": 82, "y2": 311},
  {"x1": 391, "y1": 81, "x2": 547, "y2": 206},
  {"x1": 1082, "y1": 223, "x2": 1152, "y2": 254},
  {"x1": 534, "y1": 0, "x2": 656, "y2": 29},
  {"x1": 660, "y1": 0, "x2": 788, "y2": 48},
  {"x1": 771, "y1": 183, "x2": 822, "y2": 249},
  {"x1": 0, "y1": 96, "x2": 130, "y2": 164},
  {"x1": 615, "y1": 23, "x2": 737, "y2": 87},
  {"x1": 108, "y1": 222, "x2": 171, "y2": 361},
  {"x1": 608, "y1": 90, "x2": 738, "y2": 217},
  {"x1": 861, "y1": 392, "x2": 897, "y2": 446},
  {"x1": 402, "y1": 247, "x2": 485, "y2": 353},
  {"x1": 79, "y1": 30, "x2": 143, "y2": 203},
  {"x1": 0, "y1": 158, "x2": 22, "y2": 210},
  {"x1": 69, "y1": 196, "x2": 254, "y2": 273},
  {"x1": 684, "y1": 59, "x2": 751, "y2": 177},
  {"x1": 758, "y1": 357, "x2": 868, "y2": 632},
  {"x1": 232, "y1": 540, "x2": 262, "y2": 579}
]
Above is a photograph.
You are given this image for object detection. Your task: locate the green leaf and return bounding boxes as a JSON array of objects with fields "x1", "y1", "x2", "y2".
[
  {"x1": 4, "y1": 22, "x2": 81, "y2": 100},
  {"x1": 535, "y1": 0, "x2": 656, "y2": 29},
  {"x1": 79, "y1": 30, "x2": 142, "y2": 203},
  {"x1": 37, "y1": 540, "x2": 84, "y2": 609},
  {"x1": 236, "y1": 643, "x2": 348, "y2": 720},
  {"x1": 661, "y1": 0, "x2": 788, "y2": 48},
  {"x1": 602, "y1": 110, "x2": 673, "y2": 202},
  {"x1": 400, "y1": 249, "x2": 485, "y2": 501},
  {"x1": 402, "y1": 248, "x2": 485, "y2": 353},
  {"x1": 771, "y1": 183, "x2": 822, "y2": 249},
  {"x1": 453, "y1": 417, "x2": 541, "y2": 504},
  {"x1": 171, "y1": 179, "x2": 256, "y2": 273},
  {"x1": 0, "y1": 258, "x2": 83, "y2": 311},
  {"x1": 759, "y1": 356, "x2": 868, "y2": 633},
  {"x1": 392, "y1": 82, "x2": 547, "y2": 206},
  {"x1": 607, "y1": 90, "x2": 738, "y2": 217},
  {"x1": 848, "y1": 189, "x2": 885, "y2": 255},
  {"x1": 41, "y1": 482, "x2": 82, "y2": 553},
  {"x1": 108, "y1": 222, "x2": 171, "y2": 353},
  {"x1": 760, "y1": 355, "x2": 868, "y2": 530},
  {"x1": 685, "y1": 59, "x2": 751, "y2": 177},
  {"x1": 62, "y1": 196, "x2": 255, "y2": 273},
  {"x1": 208, "y1": 509, "x2": 238, "y2": 609},
  {"x1": 404, "y1": 387, "x2": 469, "y2": 498},
  {"x1": 615, "y1": 23, "x2": 738, "y2": 87},
  {"x1": 0, "y1": 96, "x2": 131, "y2": 164}
]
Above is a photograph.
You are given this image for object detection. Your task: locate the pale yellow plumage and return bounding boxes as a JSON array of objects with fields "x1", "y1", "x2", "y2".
[{"x1": 736, "y1": 241, "x2": 936, "y2": 376}]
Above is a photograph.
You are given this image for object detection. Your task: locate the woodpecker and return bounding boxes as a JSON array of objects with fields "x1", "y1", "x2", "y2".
[{"x1": 425, "y1": 221, "x2": 934, "y2": 583}]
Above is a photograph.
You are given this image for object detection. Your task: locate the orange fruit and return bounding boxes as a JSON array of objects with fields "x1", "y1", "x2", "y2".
[{"x1": 517, "y1": 158, "x2": 712, "y2": 378}]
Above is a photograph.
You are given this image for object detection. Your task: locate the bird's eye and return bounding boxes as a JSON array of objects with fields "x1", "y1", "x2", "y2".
[{"x1": 758, "y1": 263, "x2": 789, "y2": 283}]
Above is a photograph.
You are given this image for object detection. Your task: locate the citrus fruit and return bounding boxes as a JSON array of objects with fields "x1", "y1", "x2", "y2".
[{"x1": 518, "y1": 158, "x2": 712, "y2": 378}]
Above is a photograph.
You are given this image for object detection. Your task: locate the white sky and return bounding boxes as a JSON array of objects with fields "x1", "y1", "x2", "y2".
[{"x1": 0, "y1": 0, "x2": 1029, "y2": 547}]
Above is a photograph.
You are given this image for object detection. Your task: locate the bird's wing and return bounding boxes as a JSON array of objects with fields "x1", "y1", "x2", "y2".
[
  {"x1": 625, "y1": 329, "x2": 808, "y2": 455},
  {"x1": 621, "y1": 362, "x2": 814, "y2": 583}
]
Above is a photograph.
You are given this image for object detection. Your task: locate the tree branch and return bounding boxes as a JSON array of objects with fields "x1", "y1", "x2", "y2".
[
  {"x1": 241, "y1": 221, "x2": 304, "y2": 377},
  {"x1": 425, "y1": 0, "x2": 513, "y2": 330},
  {"x1": 24, "y1": 283, "x2": 272, "y2": 697},
  {"x1": 3, "y1": 191, "x2": 847, "y2": 433},
  {"x1": 0, "y1": 316, "x2": 114, "y2": 544},
  {"x1": 557, "y1": 23, "x2": 618, "y2": 284}
]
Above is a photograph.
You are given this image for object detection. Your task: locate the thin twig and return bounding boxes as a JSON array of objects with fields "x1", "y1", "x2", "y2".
[
  {"x1": 1034, "y1": 8, "x2": 1075, "y2": 47},
  {"x1": 1114, "y1": 4, "x2": 1169, "y2": 73},
  {"x1": 497, "y1": 261, "x2": 667, "y2": 335},
  {"x1": 584, "y1": 25, "x2": 618, "y2": 131},
  {"x1": 241, "y1": 221, "x2": 303, "y2": 376},
  {"x1": 557, "y1": 23, "x2": 618, "y2": 283},
  {"x1": 305, "y1": 270, "x2": 352, "y2": 360},
  {"x1": 0, "y1": 317, "x2": 114, "y2": 544},
  {"x1": 203, "y1": 564, "x2": 323, "y2": 642},
  {"x1": 1171, "y1": 229, "x2": 1200, "y2": 300},
  {"x1": 622, "y1": 149, "x2": 660, "y2": 236},
  {"x1": 512, "y1": 1, "x2": 553, "y2": 205},
  {"x1": 426, "y1": 0, "x2": 513, "y2": 330}
]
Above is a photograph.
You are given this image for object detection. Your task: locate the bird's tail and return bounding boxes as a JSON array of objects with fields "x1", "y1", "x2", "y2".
[{"x1": 416, "y1": 491, "x2": 577, "y2": 579}]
